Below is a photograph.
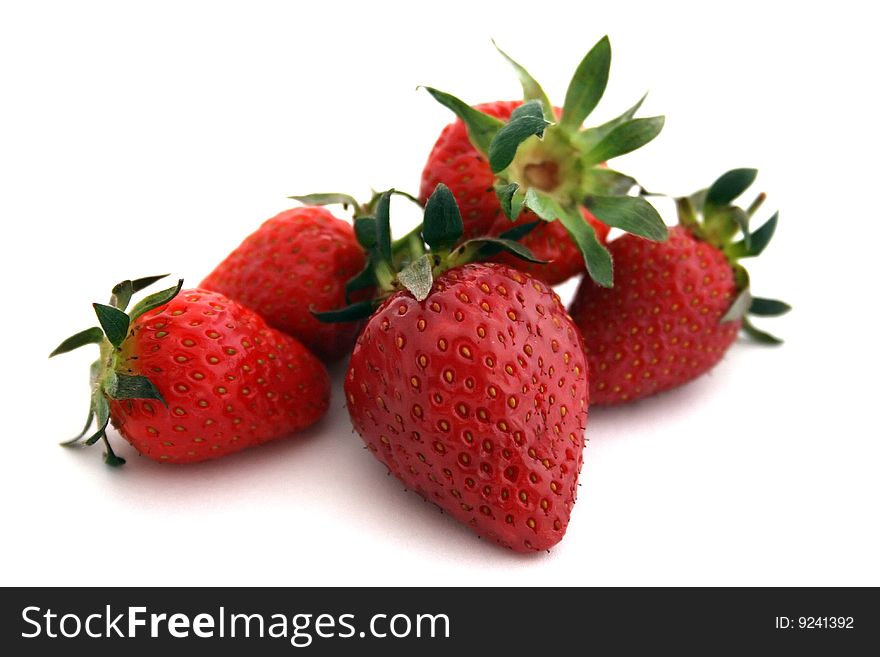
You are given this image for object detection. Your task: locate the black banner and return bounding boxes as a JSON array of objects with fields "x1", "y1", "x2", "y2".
[{"x1": 2, "y1": 587, "x2": 876, "y2": 654}]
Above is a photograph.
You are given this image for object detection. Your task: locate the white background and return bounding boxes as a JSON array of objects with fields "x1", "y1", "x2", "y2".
[{"x1": 2, "y1": 0, "x2": 877, "y2": 586}]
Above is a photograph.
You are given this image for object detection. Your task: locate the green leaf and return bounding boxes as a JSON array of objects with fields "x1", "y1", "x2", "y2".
[
  {"x1": 749, "y1": 297, "x2": 791, "y2": 317},
  {"x1": 290, "y1": 192, "x2": 362, "y2": 212},
  {"x1": 374, "y1": 191, "x2": 393, "y2": 263},
  {"x1": 582, "y1": 116, "x2": 664, "y2": 165},
  {"x1": 576, "y1": 93, "x2": 648, "y2": 152},
  {"x1": 742, "y1": 317, "x2": 783, "y2": 345},
  {"x1": 721, "y1": 287, "x2": 752, "y2": 323},
  {"x1": 467, "y1": 237, "x2": 547, "y2": 264},
  {"x1": 110, "y1": 279, "x2": 133, "y2": 310},
  {"x1": 397, "y1": 253, "x2": 434, "y2": 302},
  {"x1": 525, "y1": 189, "x2": 613, "y2": 287},
  {"x1": 495, "y1": 183, "x2": 525, "y2": 221},
  {"x1": 49, "y1": 326, "x2": 105, "y2": 358},
  {"x1": 488, "y1": 101, "x2": 551, "y2": 173},
  {"x1": 560, "y1": 36, "x2": 611, "y2": 130},
  {"x1": 422, "y1": 87, "x2": 504, "y2": 156},
  {"x1": 705, "y1": 169, "x2": 757, "y2": 208},
  {"x1": 581, "y1": 168, "x2": 638, "y2": 196},
  {"x1": 93, "y1": 304, "x2": 130, "y2": 348},
  {"x1": 312, "y1": 300, "x2": 377, "y2": 324},
  {"x1": 422, "y1": 183, "x2": 463, "y2": 252},
  {"x1": 354, "y1": 217, "x2": 378, "y2": 250},
  {"x1": 493, "y1": 40, "x2": 554, "y2": 119},
  {"x1": 128, "y1": 279, "x2": 184, "y2": 322},
  {"x1": 107, "y1": 372, "x2": 167, "y2": 406},
  {"x1": 584, "y1": 195, "x2": 668, "y2": 242}
]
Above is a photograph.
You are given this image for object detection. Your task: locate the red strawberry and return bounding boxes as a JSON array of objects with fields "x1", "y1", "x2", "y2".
[
  {"x1": 421, "y1": 37, "x2": 668, "y2": 288},
  {"x1": 420, "y1": 100, "x2": 609, "y2": 284},
  {"x1": 570, "y1": 170, "x2": 788, "y2": 405},
  {"x1": 345, "y1": 263, "x2": 588, "y2": 552},
  {"x1": 320, "y1": 185, "x2": 590, "y2": 552},
  {"x1": 51, "y1": 277, "x2": 330, "y2": 465},
  {"x1": 201, "y1": 206, "x2": 366, "y2": 361}
]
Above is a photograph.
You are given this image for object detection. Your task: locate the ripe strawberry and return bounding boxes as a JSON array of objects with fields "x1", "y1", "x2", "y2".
[
  {"x1": 321, "y1": 185, "x2": 589, "y2": 552},
  {"x1": 201, "y1": 206, "x2": 366, "y2": 361},
  {"x1": 569, "y1": 169, "x2": 788, "y2": 405},
  {"x1": 420, "y1": 100, "x2": 609, "y2": 284},
  {"x1": 346, "y1": 263, "x2": 588, "y2": 552},
  {"x1": 421, "y1": 38, "x2": 669, "y2": 287},
  {"x1": 51, "y1": 277, "x2": 330, "y2": 465}
]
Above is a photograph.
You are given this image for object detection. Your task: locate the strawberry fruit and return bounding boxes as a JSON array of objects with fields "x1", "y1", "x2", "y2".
[
  {"x1": 201, "y1": 206, "x2": 366, "y2": 361},
  {"x1": 322, "y1": 185, "x2": 589, "y2": 551},
  {"x1": 51, "y1": 277, "x2": 330, "y2": 465},
  {"x1": 421, "y1": 37, "x2": 668, "y2": 285},
  {"x1": 569, "y1": 169, "x2": 789, "y2": 405}
]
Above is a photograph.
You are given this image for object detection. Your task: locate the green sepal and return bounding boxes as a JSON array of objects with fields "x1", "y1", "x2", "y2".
[
  {"x1": 581, "y1": 168, "x2": 638, "y2": 196},
  {"x1": 101, "y1": 437, "x2": 126, "y2": 467},
  {"x1": 83, "y1": 393, "x2": 110, "y2": 446},
  {"x1": 492, "y1": 40, "x2": 554, "y2": 119},
  {"x1": 727, "y1": 212, "x2": 778, "y2": 259},
  {"x1": 107, "y1": 372, "x2": 167, "y2": 407},
  {"x1": 373, "y1": 191, "x2": 393, "y2": 264},
  {"x1": 497, "y1": 220, "x2": 541, "y2": 242},
  {"x1": 488, "y1": 100, "x2": 551, "y2": 173},
  {"x1": 290, "y1": 192, "x2": 363, "y2": 214},
  {"x1": 110, "y1": 279, "x2": 133, "y2": 311},
  {"x1": 344, "y1": 262, "x2": 377, "y2": 304},
  {"x1": 575, "y1": 93, "x2": 648, "y2": 152},
  {"x1": 525, "y1": 189, "x2": 613, "y2": 287},
  {"x1": 422, "y1": 183, "x2": 463, "y2": 252},
  {"x1": 742, "y1": 317, "x2": 783, "y2": 345},
  {"x1": 111, "y1": 274, "x2": 169, "y2": 310},
  {"x1": 354, "y1": 216, "x2": 378, "y2": 250},
  {"x1": 422, "y1": 87, "x2": 503, "y2": 156},
  {"x1": 60, "y1": 409, "x2": 96, "y2": 446},
  {"x1": 397, "y1": 253, "x2": 434, "y2": 302},
  {"x1": 749, "y1": 297, "x2": 791, "y2": 317},
  {"x1": 312, "y1": 300, "x2": 378, "y2": 324},
  {"x1": 93, "y1": 304, "x2": 130, "y2": 348},
  {"x1": 49, "y1": 326, "x2": 105, "y2": 358},
  {"x1": 705, "y1": 206, "x2": 749, "y2": 249},
  {"x1": 675, "y1": 197, "x2": 702, "y2": 236},
  {"x1": 82, "y1": 416, "x2": 110, "y2": 447},
  {"x1": 582, "y1": 116, "x2": 665, "y2": 166},
  {"x1": 721, "y1": 286, "x2": 752, "y2": 323},
  {"x1": 705, "y1": 169, "x2": 758, "y2": 208},
  {"x1": 465, "y1": 237, "x2": 546, "y2": 264},
  {"x1": 128, "y1": 279, "x2": 184, "y2": 322},
  {"x1": 584, "y1": 195, "x2": 668, "y2": 242},
  {"x1": 495, "y1": 183, "x2": 525, "y2": 221},
  {"x1": 560, "y1": 36, "x2": 611, "y2": 130}
]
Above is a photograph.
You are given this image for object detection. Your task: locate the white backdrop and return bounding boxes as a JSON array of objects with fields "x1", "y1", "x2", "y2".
[{"x1": 1, "y1": 0, "x2": 877, "y2": 586}]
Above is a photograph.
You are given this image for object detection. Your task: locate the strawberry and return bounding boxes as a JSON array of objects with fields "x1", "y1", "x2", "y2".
[
  {"x1": 51, "y1": 277, "x2": 330, "y2": 465},
  {"x1": 201, "y1": 206, "x2": 366, "y2": 361},
  {"x1": 420, "y1": 100, "x2": 610, "y2": 284},
  {"x1": 569, "y1": 170, "x2": 789, "y2": 405},
  {"x1": 421, "y1": 38, "x2": 669, "y2": 286},
  {"x1": 321, "y1": 186, "x2": 589, "y2": 552}
]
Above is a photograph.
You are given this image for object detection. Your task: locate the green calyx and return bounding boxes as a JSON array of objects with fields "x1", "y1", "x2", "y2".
[
  {"x1": 675, "y1": 169, "x2": 790, "y2": 344},
  {"x1": 422, "y1": 36, "x2": 668, "y2": 287},
  {"x1": 50, "y1": 275, "x2": 183, "y2": 466},
  {"x1": 304, "y1": 184, "x2": 544, "y2": 323}
]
